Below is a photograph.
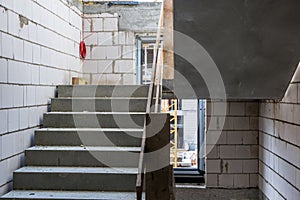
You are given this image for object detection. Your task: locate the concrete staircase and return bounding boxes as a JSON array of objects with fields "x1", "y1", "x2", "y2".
[{"x1": 1, "y1": 85, "x2": 149, "y2": 200}]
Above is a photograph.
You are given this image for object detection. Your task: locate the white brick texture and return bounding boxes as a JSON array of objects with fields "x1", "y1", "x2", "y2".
[
  {"x1": 103, "y1": 18, "x2": 118, "y2": 32},
  {"x1": 0, "y1": 58, "x2": 8, "y2": 83},
  {"x1": 0, "y1": 7, "x2": 8, "y2": 32},
  {"x1": 82, "y1": 14, "x2": 136, "y2": 85},
  {"x1": 115, "y1": 60, "x2": 134, "y2": 73},
  {"x1": 93, "y1": 18, "x2": 103, "y2": 31},
  {"x1": 206, "y1": 100, "x2": 259, "y2": 189},
  {"x1": 259, "y1": 67, "x2": 300, "y2": 199},
  {"x1": 0, "y1": 0, "x2": 83, "y2": 195},
  {"x1": 2, "y1": 33, "x2": 13, "y2": 59},
  {"x1": 13, "y1": 38, "x2": 23, "y2": 60},
  {"x1": 0, "y1": 110, "x2": 8, "y2": 134},
  {"x1": 98, "y1": 32, "x2": 113, "y2": 45},
  {"x1": 8, "y1": 108, "x2": 19, "y2": 132}
]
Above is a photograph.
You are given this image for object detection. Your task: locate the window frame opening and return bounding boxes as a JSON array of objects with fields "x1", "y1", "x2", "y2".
[{"x1": 136, "y1": 35, "x2": 163, "y2": 85}]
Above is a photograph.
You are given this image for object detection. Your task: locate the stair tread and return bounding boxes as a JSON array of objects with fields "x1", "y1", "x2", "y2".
[
  {"x1": 1, "y1": 190, "x2": 142, "y2": 199},
  {"x1": 1, "y1": 85, "x2": 152, "y2": 199},
  {"x1": 27, "y1": 146, "x2": 141, "y2": 151},
  {"x1": 37, "y1": 128, "x2": 143, "y2": 132},
  {"x1": 44, "y1": 112, "x2": 146, "y2": 114},
  {"x1": 58, "y1": 85, "x2": 148, "y2": 87},
  {"x1": 15, "y1": 167, "x2": 138, "y2": 174},
  {"x1": 53, "y1": 97, "x2": 148, "y2": 99}
]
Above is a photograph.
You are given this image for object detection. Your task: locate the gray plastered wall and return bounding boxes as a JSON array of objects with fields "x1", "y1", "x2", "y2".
[{"x1": 173, "y1": 0, "x2": 300, "y2": 100}]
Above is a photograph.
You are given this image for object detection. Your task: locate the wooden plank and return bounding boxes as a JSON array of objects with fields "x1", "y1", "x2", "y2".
[
  {"x1": 72, "y1": 77, "x2": 88, "y2": 85},
  {"x1": 163, "y1": 0, "x2": 174, "y2": 80}
]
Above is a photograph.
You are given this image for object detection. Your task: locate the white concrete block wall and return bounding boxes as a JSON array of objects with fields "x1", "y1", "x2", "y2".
[
  {"x1": 206, "y1": 101, "x2": 259, "y2": 188},
  {"x1": 82, "y1": 13, "x2": 136, "y2": 85},
  {"x1": 0, "y1": 0, "x2": 82, "y2": 195},
  {"x1": 181, "y1": 99, "x2": 198, "y2": 146},
  {"x1": 259, "y1": 65, "x2": 300, "y2": 200}
]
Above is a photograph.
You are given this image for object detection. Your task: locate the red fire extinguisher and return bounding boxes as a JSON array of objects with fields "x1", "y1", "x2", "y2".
[{"x1": 80, "y1": 40, "x2": 86, "y2": 59}]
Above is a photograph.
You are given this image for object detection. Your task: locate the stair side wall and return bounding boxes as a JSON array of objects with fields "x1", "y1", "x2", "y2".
[
  {"x1": 259, "y1": 65, "x2": 300, "y2": 200},
  {"x1": 0, "y1": 0, "x2": 82, "y2": 195}
]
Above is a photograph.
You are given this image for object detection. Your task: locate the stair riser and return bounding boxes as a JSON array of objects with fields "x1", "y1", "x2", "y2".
[
  {"x1": 43, "y1": 114, "x2": 145, "y2": 129},
  {"x1": 14, "y1": 173, "x2": 136, "y2": 191},
  {"x1": 58, "y1": 85, "x2": 148, "y2": 98},
  {"x1": 2, "y1": 198, "x2": 71, "y2": 200},
  {"x1": 25, "y1": 150, "x2": 139, "y2": 168},
  {"x1": 2, "y1": 198, "x2": 64, "y2": 200},
  {"x1": 35, "y1": 130, "x2": 142, "y2": 147},
  {"x1": 51, "y1": 99, "x2": 147, "y2": 112},
  {"x1": 1, "y1": 191, "x2": 142, "y2": 200}
]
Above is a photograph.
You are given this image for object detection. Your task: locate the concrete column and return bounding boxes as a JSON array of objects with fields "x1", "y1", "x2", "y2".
[{"x1": 145, "y1": 113, "x2": 174, "y2": 200}]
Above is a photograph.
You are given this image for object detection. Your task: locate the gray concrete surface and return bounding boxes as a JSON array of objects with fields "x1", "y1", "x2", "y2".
[
  {"x1": 57, "y1": 85, "x2": 149, "y2": 98},
  {"x1": 35, "y1": 128, "x2": 142, "y2": 147},
  {"x1": 43, "y1": 112, "x2": 145, "y2": 129},
  {"x1": 175, "y1": 187, "x2": 259, "y2": 200},
  {"x1": 2, "y1": 190, "x2": 143, "y2": 200},
  {"x1": 25, "y1": 146, "x2": 140, "y2": 168},
  {"x1": 83, "y1": 2, "x2": 161, "y2": 32},
  {"x1": 51, "y1": 98, "x2": 147, "y2": 112},
  {"x1": 13, "y1": 167, "x2": 137, "y2": 191},
  {"x1": 174, "y1": 0, "x2": 300, "y2": 100}
]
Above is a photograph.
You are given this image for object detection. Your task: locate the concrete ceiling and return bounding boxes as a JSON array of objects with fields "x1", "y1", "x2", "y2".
[{"x1": 173, "y1": 0, "x2": 300, "y2": 100}]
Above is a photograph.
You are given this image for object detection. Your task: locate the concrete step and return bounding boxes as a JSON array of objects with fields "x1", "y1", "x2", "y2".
[
  {"x1": 57, "y1": 85, "x2": 149, "y2": 98},
  {"x1": 13, "y1": 167, "x2": 138, "y2": 192},
  {"x1": 25, "y1": 146, "x2": 140, "y2": 168},
  {"x1": 43, "y1": 112, "x2": 145, "y2": 129},
  {"x1": 1, "y1": 190, "x2": 144, "y2": 200},
  {"x1": 51, "y1": 98, "x2": 147, "y2": 112},
  {"x1": 35, "y1": 128, "x2": 143, "y2": 147}
]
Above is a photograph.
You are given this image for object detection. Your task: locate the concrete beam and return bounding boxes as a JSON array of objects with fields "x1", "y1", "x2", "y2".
[
  {"x1": 83, "y1": 2, "x2": 161, "y2": 32},
  {"x1": 174, "y1": 0, "x2": 300, "y2": 99}
]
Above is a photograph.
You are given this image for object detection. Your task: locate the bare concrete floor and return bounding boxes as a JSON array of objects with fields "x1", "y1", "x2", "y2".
[{"x1": 175, "y1": 186, "x2": 259, "y2": 200}]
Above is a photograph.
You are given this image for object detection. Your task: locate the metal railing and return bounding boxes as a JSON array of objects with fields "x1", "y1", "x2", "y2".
[{"x1": 136, "y1": 3, "x2": 164, "y2": 200}]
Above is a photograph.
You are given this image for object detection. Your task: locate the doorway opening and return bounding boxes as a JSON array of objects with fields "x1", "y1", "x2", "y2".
[
  {"x1": 162, "y1": 99, "x2": 206, "y2": 184},
  {"x1": 136, "y1": 35, "x2": 163, "y2": 84},
  {"x1": 136, "y1": 36, "x2": 205, "y2": 184}
]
